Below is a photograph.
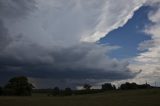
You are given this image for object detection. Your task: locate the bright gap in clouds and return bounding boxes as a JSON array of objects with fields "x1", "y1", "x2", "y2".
[{"x1": 99, "y1": 5, "x2": 153, "y2": 59}]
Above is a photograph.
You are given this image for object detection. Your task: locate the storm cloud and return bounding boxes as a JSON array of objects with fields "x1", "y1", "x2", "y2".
[
  {"x1": 0, "y1": 20, "x2": 12, "y2": 50},
  {"x1": 0, "y1": 0, "x2": 151, "y2": 87},
  {"x1": 0, "y1": 43, "x2": 136, "y2": 79},
  {"x1": 0, "y1": 0, "x2": 36, "y2": 19},
  {"x1": 0, "y1": 43, "x2": 138, "y2": 88}
]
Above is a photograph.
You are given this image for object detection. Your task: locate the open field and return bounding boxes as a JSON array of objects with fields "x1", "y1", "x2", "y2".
[{"x1": 0, "y1": 89, "x2": 160, "y2": 106}]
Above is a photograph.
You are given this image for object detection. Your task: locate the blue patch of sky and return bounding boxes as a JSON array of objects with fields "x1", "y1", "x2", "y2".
[{"x1": 99, "y1": 6, "x2": 154, "y2": 59}]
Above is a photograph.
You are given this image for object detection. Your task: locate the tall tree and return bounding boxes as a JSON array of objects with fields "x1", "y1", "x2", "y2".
[{"x1": 4, "y1": 76, "x2": 34, "y2": 96}]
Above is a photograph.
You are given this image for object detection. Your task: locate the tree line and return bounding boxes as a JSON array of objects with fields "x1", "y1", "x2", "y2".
[
  {"x1": 0, "y1": 76, "x2": 154, "y2": 96},
  {"x1": 46, "y1": 82, "x2": 152, "y2": 96}
]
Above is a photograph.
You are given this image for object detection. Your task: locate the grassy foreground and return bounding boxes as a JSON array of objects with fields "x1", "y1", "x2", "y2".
[{"x1": 0, "y1": 89, "x2": 160, "y2": 106}]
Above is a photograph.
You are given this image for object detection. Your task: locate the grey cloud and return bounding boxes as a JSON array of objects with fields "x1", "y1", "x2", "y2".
[
  {"x1": 0, "y1": 0, "x2": 36, "y2": 19},
  {"x1": 0, "y1": 20, "x2": 12, "y2": 50},
  {"x1": 0, "y1": 0, "x2": 36, "y2": 51},
  {"x1": 0, "y1": 0, "x2": 143, "y2": 87},
  {"x1": 0, "y1": 43, "x2": 137, "y2": 83}
]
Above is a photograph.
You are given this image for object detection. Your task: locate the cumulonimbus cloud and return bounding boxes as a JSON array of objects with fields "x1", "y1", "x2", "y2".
[{"x1": 0, "y1": 0, "x2": 154, "y2": 87}]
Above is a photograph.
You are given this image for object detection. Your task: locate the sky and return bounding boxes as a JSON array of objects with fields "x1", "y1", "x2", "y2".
[{"x1": 0, "y1": 0, "x2": 160, "y2": 89}]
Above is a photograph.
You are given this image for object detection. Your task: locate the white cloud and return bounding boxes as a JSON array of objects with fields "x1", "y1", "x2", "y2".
[
  {"x1": 81, "y1": 0, "x2": 147, "y2": 42},
  {"x1": 3, "y1": 0, "x2": 147, "y2": 46},
  {"x1": 129, "y1": 2, "x2": 160, "y2": 86}
]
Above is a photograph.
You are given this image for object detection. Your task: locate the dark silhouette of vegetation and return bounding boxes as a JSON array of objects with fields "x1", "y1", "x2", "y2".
[
  {"x1": 3, "y1": 76, "x2": 34, "y2": 96},
  {"x1": 64, "y1": 88, "x2": 73, "y2": 96},
  {"x1": 74, "y1": 89, "x2": 103, "y2": 95},
  {"x1": 33, "y1": 89, "x2": 53, "y2": 94},
  {"x1": 0, "y1": 76, "x2": 156, "y2": 97},
  {"x1": 52, "y1": 87, "x2": 60, "y2": 96},
  {"x1": 35, "y1": 82, "x2": 155, "y2": 96},
  {"x1": 119, "y1": 82, "x2": 151, "y2": 90},
  {"x1": 48, "y1": 87, "x2": 73, "y2": 96},
  {"x1": 101, "y1": 83, "x2": 116, "y2": 91},
  {"x1": 45, "y1": 82, "x2": 154, "y2": 96},
  {"x1": 113, "y1": 85, "x2": 116, "y2": 90},
  {"x1": 0, "y1": 86, "x2": 2, "y2": 96},
  {"x1": 83, "y1": 84, "x2": 92, "y2": 90}
]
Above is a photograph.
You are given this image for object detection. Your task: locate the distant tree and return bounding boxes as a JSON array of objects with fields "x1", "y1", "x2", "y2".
[
  {"x1": 101, "y1": 83, "x2": 115, "y2": 91},
  {"x1": 4, "y1": 76, "x2": 34, "y2": 96},
  {"x1": 64, "y1": 88, "x2": 72, "y2": 96},
  {"x1": 120, "y1": 82, "x2": 137, "y2": 90},
  {"x1": 0, "y1": 86, "x2": 2, "y2": 96},
  {"x1": 83, "y1": 84, "x2": 92, "y2": 90},
  {"x1": 137, "y1": 83, "x2": 151, "y2": 89},
  {"x1": 119, "y1": 82, "x2": 151, "y2": 90},
  {"x1": 52, "y1": 87, "x2": 60, "y2": 96},
  {"x1": 113, "y1": 85, "x2": 116, "y2": 90}
]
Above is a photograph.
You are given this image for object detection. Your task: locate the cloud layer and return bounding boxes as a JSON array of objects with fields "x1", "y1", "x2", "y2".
[{"x1": 0, "y1": 0, "x2": 155, "y2": 87}]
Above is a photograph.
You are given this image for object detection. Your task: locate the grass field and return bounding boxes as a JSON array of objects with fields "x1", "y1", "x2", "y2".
[{"x1": 0, "y1": 89, "x2": 160, "y2": 106}]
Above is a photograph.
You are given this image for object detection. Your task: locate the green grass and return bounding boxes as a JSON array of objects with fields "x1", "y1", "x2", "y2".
[{"x1": 0, "y1": 89, "x2": 160, "y2": 106}]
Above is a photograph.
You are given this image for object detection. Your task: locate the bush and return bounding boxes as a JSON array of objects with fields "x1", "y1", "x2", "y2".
[
  {"x1": 119, "y1": 82, "x2": 151, "y2": 90},
  {"x1": 64, "y1": 88, "x2": 72, "y2": 96},
  {"x1": 101, "y1": 83, "x2": 116, "y2": 91}
]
